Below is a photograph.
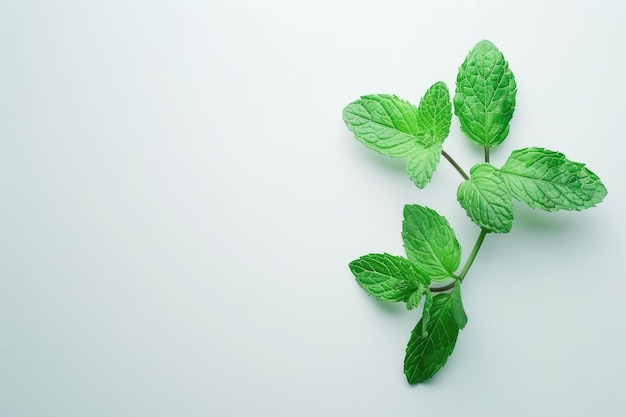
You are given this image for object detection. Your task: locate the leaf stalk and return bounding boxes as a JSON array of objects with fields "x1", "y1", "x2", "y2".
[{"x1": 441, "y1": 150, "x2": 469, "y2": 180}]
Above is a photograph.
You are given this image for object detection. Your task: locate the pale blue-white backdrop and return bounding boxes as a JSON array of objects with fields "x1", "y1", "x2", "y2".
[{"x1": 2, "y1": 1, "x2": 624, "y2": 416}]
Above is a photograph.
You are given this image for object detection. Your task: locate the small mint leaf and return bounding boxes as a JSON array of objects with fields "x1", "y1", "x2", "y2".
[
  {"x1": 405, "y1": 82, "x2": 452, "y2": 188},
  {"x1": 415, "y1": 81, "x2": 452, "y2": 146},
  {"x1": 457, "y1": 163, "x2": 513, "y2": 233},
  {"x1": 349, "y1": 253, "x2": 430, "y2": 303},
  {"x1": 450, "y1": 282, "x2": 468, "y2": 330},
  {"x1": 402, "y1": 205, "x2": 462, "y2": 281},
  {"x1": 499, "y1": 147, "x2": 607, "y2": 211},
  {"x1": 406, "y1": 285, "x2": 427, "y2": 311},
  {"x1": 343, "y1": 94, "x2": 421, "y2": 158},
  {"x1": 407, "y1": 143, "x2": 443, "y2": 189},
  {"x1": 454, "y1": 40, "x2": 517, "y2": 148},
  {"x1": 404, "y1": 292, "x2": 460, "y2": 384}
]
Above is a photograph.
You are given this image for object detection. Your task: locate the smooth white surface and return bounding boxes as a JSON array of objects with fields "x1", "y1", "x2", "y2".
[{"x1": 2, "y1": 1, "x2": 625, "y2": 416}]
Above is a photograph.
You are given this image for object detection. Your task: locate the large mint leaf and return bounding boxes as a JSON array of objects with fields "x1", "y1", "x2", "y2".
[
  {"x1": 499, "y1": 147, "x2": 607, "y2": 211},
  {"x1": 349, "y1": 253, "x2": 430, "y2": 303},
  {"x1": 404, "y1": 290, "x2": 461, "y2": 384},
  {"x1": 457, "y1": 163, "x2": 513, "y2": 233},
  {"x1": 402, "y1": 205, "x2": 461, "y2": 281},
  {"x1": 343, "y1": 94, "x2": 421, "y2": 157},
  {"x1": 454, "y1": 40, "x2": 517, "y2": 148},
  {"x1": 343, "y1": 83, "x2": 452, "y2": 189}
]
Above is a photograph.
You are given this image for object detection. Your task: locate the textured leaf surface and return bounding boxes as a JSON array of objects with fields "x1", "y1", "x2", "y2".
[
  {"x1": 402, "y1": 205, "x2": 461, "y2": 281},
  {"x1": 406, "y1": 286, "x2": 428, "y2": 311},
  {"x1": 415, "y1": 81, "x2": 452, "y2": 146},
  {"x1": 407, "y1": 143, "x2": 443, "y2": 189},
  {"x1": 454, "y1": 40, "x2": 516, "y2": 148},
  {"x1": 404, "y1": 291, "x2": 460, "y2": 384},
  {"x1": 349, "y1": 253, "x2": 430, "y2": 303},
  {"x1": 343, "y1": 84, "x2": 452, "y2": 188},
  {"x1": 457, "y1": 163, "x2": 513, "y2": 233},
  {"x1": 499, "y1": 148, "x2": 607, "y2": 211},
  {"x1": 343, "y1": 94, "x2": 421, "y2": 157}
]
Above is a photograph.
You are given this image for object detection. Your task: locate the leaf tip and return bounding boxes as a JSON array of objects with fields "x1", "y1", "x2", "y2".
[{"x1": 474, "y1": 39, "x2": 498, "y2": 50}]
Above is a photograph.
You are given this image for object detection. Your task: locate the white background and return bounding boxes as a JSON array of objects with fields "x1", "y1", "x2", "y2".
[{"x1": 2, "y1": 1, "x2": 626, "y2": 416}]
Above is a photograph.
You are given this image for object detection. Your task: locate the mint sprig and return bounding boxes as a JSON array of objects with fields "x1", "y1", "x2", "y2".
[
  {"x1": 343, "y1": 82, "x2": 452, "y2": 188},
  {"x1": 343, "y1": 39, "x2": 607, "y2": 384}
]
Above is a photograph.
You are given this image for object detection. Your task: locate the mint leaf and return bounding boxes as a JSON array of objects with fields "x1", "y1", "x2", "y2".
[
  {"x1": 454, "y1": 40, "x2": 517, "y2": 148},
  {"x1": 349, "y1": 253, "x2": 430, "y2": 303},
  {"x1": 406, "y1": 285, "x2": 428, "y2": 311},
  {"x1": 420, "y1": 291, "x2": 433, "y2": 337},
  {"x1": 402, "y1": 205, "x2": 461, "y2": 281},
  {"x1": 499, "y1": 147, "x2": 607, "y2": 211},
  {"x1": 343, "y1": 94, "x2": 421, "y2": 157},
  {"x1": 415, "y1": 81, "x2": 452, "y2": 146},
  {"x1": 404, "y1": 292, "x2": 460, "y2": 384},
  {"x1": 405, "y1": 82, "x2": 451, "y2": 188},
  {"x1": 343, "y1": 83, "x2": 452, "y2": 189},
  {"x1": 457, "y1": 163, "x2": 513, "y2": 233},
  {"x1": 450, "y1": 282, "x2": 468, "y2": 329},
  {"x1": 407, "y1": 143, "x2": 443, "y2": 189}
]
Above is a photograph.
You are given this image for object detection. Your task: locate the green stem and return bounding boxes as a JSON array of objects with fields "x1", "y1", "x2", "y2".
[
  {"x1": 442, "y1": 150, "x2": 469, "y2": 180},
  {"x1": 484, "y1": 146, "x2": 490, "y2": 163},
  {"x1": 458, "y1": 228, "x2": 488, "y2": 280},
  {"x1": 430, "y1": 229, "x2": 488, "y2": 292}
]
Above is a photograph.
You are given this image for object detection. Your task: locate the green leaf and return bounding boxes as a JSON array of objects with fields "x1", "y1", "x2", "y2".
[
  {"x1": 499, "y1": 147, "x2": 607, "y2": 211},
  {"x1": 454, "y1": 40, "x2": 517, "y2": 148},
  {"x1": 349, "y1": 253, "x2": 430, "y2": 303},
  {"x1": 402, "y1": 205, "x2": 461, "y2": 281},
  {"x1": 406, "y1": 285, "x2": 427, "y2": 311},
  {"x1": 420, "y1": 291, "x2": 433, "y2": 337},
  {"x1": 457, "y1": 163, "x2": 514, "y2": 233},
  {"x1": 343, "y1": 83, "x2": 452, "y2": 188},
  {"x1": 404, "y1": 292, "x2": 460, "y2": 384},
  {"x1": 407, "y1": 143, "x2": 443, "y2": 189},
  {"x1": 450, "y1": 282, "x2": 468, "y2": 330},
  {"x1": 343, "y1": 94, "x2": 421, "y2": 158},
  {"x1": 415, "y1": 81, "x2": 452, "y2": 146}
]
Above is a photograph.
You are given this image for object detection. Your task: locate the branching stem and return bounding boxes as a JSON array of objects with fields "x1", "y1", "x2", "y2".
[
  {"x1": 431, "y1": 149, "x2": 488, "y2": 293},
  {"x1": 458, "y1": 228, "x2": 488, "y2": 280}
]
